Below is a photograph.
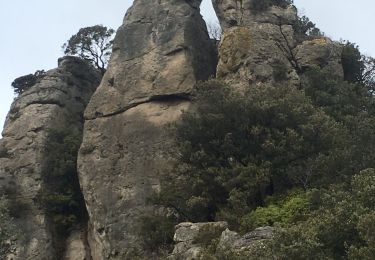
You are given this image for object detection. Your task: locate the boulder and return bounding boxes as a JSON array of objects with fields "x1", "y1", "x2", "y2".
[
  {"x1": 168, "y1": 222, "x2": 228, "y2": 260},
  {"x1": 295, "y1": 37, "x2": 344, "y2": 77}
]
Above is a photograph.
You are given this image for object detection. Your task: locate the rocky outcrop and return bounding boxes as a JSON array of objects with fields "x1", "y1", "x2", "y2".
[
  {"x1": 0, "y1": 56, "x2": 101, "y2": 260},
  {"x1": 295, "y1": 37, "x2": 344, "y2": 77},
  {"x1": 168, "y1": 222, "x2": 274, "y2": 259},
  {"x1": 217, "y1": 226, "x2": 274, "y2": 255},
  {"x1": 214, "y1": 1, "x2": 300, "y2": 91},
  {"x1": 78, "y1": 0, "x2": 216, "y2": 258},
  {"x1": 168, "y1": 222, "x2": 228, "y2": 259},
  {"x1": 213, "y1": 1, "x2": 344, "y2": 92},
  {"x1": 213, "y1": 0, "x2": 297, "y2": 29}
]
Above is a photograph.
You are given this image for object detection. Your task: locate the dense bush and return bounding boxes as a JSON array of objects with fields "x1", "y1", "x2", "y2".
[
  {"x1": 11, "y1": 70, "x2": 45, "y2": 95},
  {"x1": 240, "y1": 190, "x2": 309, "y2": 232},
  {"x1": 257, "y1": 169, "x2": 375, "y2": 259},
  {"x1": 41, "y1": 128, "x2": 85, "y2": 233},
  {"x1": 155, "y1": 80, "x2": 349, "y2": 229},
  {"x1": 250, "y1": 0, "x2": 293, "y2": 13},
  {"x1": 138, "y1": 213, "x2": 175, "y2": 253},
  {"x1": 293, "y1": 15, "x2": 323, "y2": 42},
  {"x1": 0, "y1": 197, "x2": 16, "y2": 258}
]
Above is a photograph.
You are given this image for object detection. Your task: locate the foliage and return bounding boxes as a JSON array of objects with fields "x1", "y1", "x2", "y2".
[
  {"x1": 250, "y1": 0, "x2": 293, "y2": 13},
  {"x1": 240, "y1": 190, "x2": 309, "y2": 232},
  {"x1": 341, "y1": 41, "x2": 365, "y2": 83},
  {"x1": 292, "y1": 15, "x2": 322, "y2": 42},
  {"x1": 11, "y1": 70, "x2": 46, "y2": 95},
  {"x1": 259, "y1": 169, "x2": 375, "y2": 259},
  {"x1": 341, "y1": 41, "x2": 375, "y2": 92},
  {"x1": 62, "y1": 25, "x2": 114, "y2": 74},
  {"x1": 41, "y1": 128, "x2": 85, "y2": 234},
  {"x1": 0, "y1": 197, "x2": 16, "y2": 258},
  {"x1": 138, "y1": 213, "x2": 175, "y2": 253},
  {"x1": 156, "y1": 80, "x2": 347, "y2": 228},
  {"x1": 302, "y1": 67, "x2": 375, "y2": 175}
]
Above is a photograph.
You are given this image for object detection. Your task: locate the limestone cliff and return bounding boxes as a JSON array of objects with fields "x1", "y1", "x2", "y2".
[
  {"x1": 77, "y1": 0, "x2": 216, "y2": 258},
  {"x1": 0, "y1": 57, "x2": 101, "y2": 259}
]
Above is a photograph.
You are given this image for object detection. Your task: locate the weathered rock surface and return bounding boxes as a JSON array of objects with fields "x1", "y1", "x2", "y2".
[
  {"x1": 168, "y1": 222, "x2": 228, "y2": 260},
  {"x1": 213, "y1": 0, "x2": 297, "y2": 29},
  {"x1": 63, "y1": 229, "x2": 92, "y2": 260},
  {"x1": 78, "y1": 0, "x2": 216, "y2": 258},
  {"x1": 168, "y1": 222, "x2": 274, "y2": 259},
  {"x1": 295, "y1": 37, "x2": 344, "y2": 77},
  {"x1": 213, "y1": 1, "x2": 344, "y2": 91},
  {"x1": 0, "y1": 56, "x2": 100, "y2": 260},
  {"x1": 217, "y1": 226, "x2": 274, "y2": 254},
  {"x1": 214, "y1": 2, "x2": 300, "y2": 91}
]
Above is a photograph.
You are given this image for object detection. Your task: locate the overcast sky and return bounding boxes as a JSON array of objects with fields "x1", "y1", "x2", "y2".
[{"x1": 1, "y1": 0, "x2": 374, "y2": 134}]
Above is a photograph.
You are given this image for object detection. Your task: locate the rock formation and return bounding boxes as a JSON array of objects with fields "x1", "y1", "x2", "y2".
[
  {"x1": 0, "y1": 1, "x2": 351, "y2": 259},
  {"x1": 212, "y1": 0, "x2": 343, "y2": 90},
  {"x1": 0, "y1": 57, "x2": 101, "y2": 259},
  {"x1": 77, "y1": 0, "x2": 216, "y2": 258},
  {"x1": 168, "y1": 222, "x2": 274, "y2": 259}
]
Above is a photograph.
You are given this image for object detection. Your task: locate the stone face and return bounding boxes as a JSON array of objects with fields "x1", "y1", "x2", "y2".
[
  {"x1": 212, "y1": 0, "x2": 297, "y2": 30},
  {"x1": 0, "y1": 56, "x2": 101, "y2": 260},
  {"x1": 78, "y1": 0, "x2": 216, "y2": 258}
]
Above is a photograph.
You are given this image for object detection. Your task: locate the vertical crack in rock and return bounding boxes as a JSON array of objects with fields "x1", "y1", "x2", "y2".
[
  {"x1": 78, "y1": 0, "x2": 216, "y2": 258},
  {"x1": 0, "y1": 56, "x2": 101, "y2": 260}
]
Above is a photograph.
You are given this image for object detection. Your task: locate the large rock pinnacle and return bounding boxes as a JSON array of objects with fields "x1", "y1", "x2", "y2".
[
  {"x1": 78, "y1": 0, "x2": 216, "y2": 258},
  {"x1": 0, "y1": 57, "x2": 101, "y2": 260}
]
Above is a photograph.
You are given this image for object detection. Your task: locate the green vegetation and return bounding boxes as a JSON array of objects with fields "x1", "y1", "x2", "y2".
[
  {"x1": 250, "y1": 0, "x2": 293, "y2": 13},
  {"x1": 0, "y1": 196, "x2": 16, "y2": 258},
  {"x1": 150, "y1": 35, "x2": 375, "y2": 258},
  {"x1": 138, "y1": 213, "x2": 175, "y2": 253},
  {"x1": 11, "y1": 70, "x2": 45, "y2": 95},
  {"x1": 62, "y1": 25, "x2": 114, "y2": 74},
  {"x1": 40, "y1": 128, "x2": 86, "y2": 234},
  {"x1": 293, "y1": 15, "x2": 323, "y2": 42},
  {"x1": 156, "y1": 80, "x2": 347, "y2": 227},
  {"x1": 240, "y1": 190, "x2": 309, "y2": 231}
]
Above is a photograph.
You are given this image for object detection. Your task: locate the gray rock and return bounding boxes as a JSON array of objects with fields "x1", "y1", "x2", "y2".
[
  {"x1": 212, "y1": 0, "x2": 297, "y2": 29},
  {"x1": 168, "y1": 222, "x2": 228, "y2": 260},
  {"x1": 295, "y1": 37, "x2": 344, "y2": 77},
  {"x1": 217, "y1": 23, "x2": 299, "y2": 91},
  {"x1": 0, "y1": 56, "x2": 100, "y2": 260},
  {"x1": 216, "y1": 226, "x2": 274, "y2": 258},
  {"x1": 78, "y1": 0, "x2": 216, "y2": 258}
]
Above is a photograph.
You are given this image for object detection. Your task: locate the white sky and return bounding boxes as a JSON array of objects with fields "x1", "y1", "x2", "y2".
[{"x1": 1, "y1": 0, "x2": 374, "y2": 134}]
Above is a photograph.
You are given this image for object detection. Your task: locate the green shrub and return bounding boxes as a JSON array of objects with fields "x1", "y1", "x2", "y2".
[
  {"x1": 250, "y1": 0, "x2": 293, "y2": 13},
  {"x1": 156, "y1": 80, "x2": 346, "y2": 228},
  {"x1": 41, "y1": 128, "x2": 85, "y2": 233},
  {"x1": 11, "y1": 70, "x2": 45, "y2": 95},
  {"x1": 138, "y1": 213, "x2": 175, "y2": 253},
  {"x1": 240, "y1": 191, "x2": 309, "y2": 232},
  {"x1": 0, "y1": 197, "x2": 17, "y2": 259}
]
